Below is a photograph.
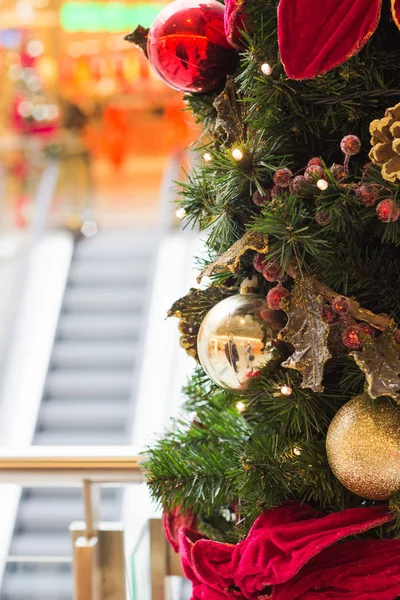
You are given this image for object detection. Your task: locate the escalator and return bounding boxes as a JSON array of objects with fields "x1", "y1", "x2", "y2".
[{"x1": 1, "y1": 228, "x2": 156, "y2": 599}]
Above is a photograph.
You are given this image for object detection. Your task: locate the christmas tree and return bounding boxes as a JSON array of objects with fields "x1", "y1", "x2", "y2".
[{"x1": 128, "y1": 1, "x2": 400, "y2": 597}]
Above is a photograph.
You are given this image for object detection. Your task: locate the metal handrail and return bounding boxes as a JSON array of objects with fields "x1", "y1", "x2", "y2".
[{"x1": 0, "y1": 446, "x2": 145, "y2": 485}]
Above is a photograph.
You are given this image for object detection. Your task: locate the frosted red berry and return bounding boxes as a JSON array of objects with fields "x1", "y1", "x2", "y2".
[
  {"x1": 322, "y1": 304, "x2": 337, "y2": 324},
  {"x1": 271, "y1": 185, "x2": 287, "y2": 201},
  {"x1": 356, "y1": 185, "x2": 379, "y2": 207},
  {"x1": 359, "y1": 323, "x2": 375, "y2": 337},
  {"x1": 267, "y1": 283, "x2": 289, "y2": 309},
  {"x1": 273, "y1": 168, "x2": 293, "y2": 188},
  {"x1": 307, "y1": 157, "x2": 323, "y2": 168},
  {"x1": 253, "y1": 190, "x2": 270, "y2": 206},
  {"x1": 340, "y1": 135, "x2": 361, "y2": 156},
  {"x1": 330, "y1": 164, "x2": 346, "y2": 180},
  {"x1": 305, "y1": 165, "x2": 325, "y2": 181},
  {"x1": 342, "y1": 326, "x2": 362, "y2": 349},
  {"x1": 376, "y1": 199, "x2": 400, "y2": 222},
  {"x1": 262, "y1": 259, "x2": 281, "y2": 282},
  {"x1": 315, "y1": 209, "x2": 330, "y2": 226},
  {"x1": 253, "y1": 253, "x2": 265, "y2": 273},
  {"x1": 332, "y1": 296, "x2": 350, "y2": 314},
  {"x1": 290, "y1": 175, "x2": 307, "y2": 193}
]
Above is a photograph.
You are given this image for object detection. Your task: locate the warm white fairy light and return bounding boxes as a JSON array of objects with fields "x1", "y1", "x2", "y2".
[
  {"x1": 176, "y1": 207, "x2": 186, "y2": 219},
  {"x1": 280, "y1": 385, "x2": 293, "y2": 396},
  {"x1": 261, "y1": 62, "x2": 273, "y2": 76},
  {"x1": 203, "y1": 152, "x2": 212, "y2": 162},
  {"x1": 293, "y1": 446, "x2": 301, "y2": 456},
  {"x1": 236, "y1": 401, "x2": 246, "y2": 413},
  {"x1": 232, "y1": 148, "x2": 244, "y2": 161},
  {"x1": 317, "y1": 179, "x2": 329, "y2": 191}
]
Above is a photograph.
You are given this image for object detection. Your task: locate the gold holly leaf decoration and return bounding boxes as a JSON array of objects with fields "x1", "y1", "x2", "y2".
[
  {"x1": 197, "y1": 231, "x2": 268, "y2": 283},
  {"x1": 213, "y1": 76, "x2": 244, "y2": 145},
  {"x1": 281, "y1": 278, "x2": 331, "y2": 392},
  {"x1": 168, "y1": 286, "x2": 233, "y2": 360},
  {"x1": 350, "y1": 325, "x2": 400, "y2": 401}
]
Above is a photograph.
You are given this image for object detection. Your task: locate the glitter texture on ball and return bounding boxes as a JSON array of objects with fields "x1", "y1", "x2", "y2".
[{"x1": 326, "y1": 396, "x2": 400, "y2": 500}]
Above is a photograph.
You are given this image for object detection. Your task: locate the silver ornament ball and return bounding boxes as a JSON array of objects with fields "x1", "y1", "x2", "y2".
[{"x1": 197, "y1": 293, "x2": 279, "y2": 390}]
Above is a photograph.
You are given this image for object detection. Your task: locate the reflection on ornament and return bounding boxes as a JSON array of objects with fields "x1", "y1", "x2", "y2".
[
  {"x1": 261, "y1": 62, "x2": 272, "y2": 75},
  {"x1": 26, "y1": 40, "x2": 44, "y2": 58},
  {"x1": 197, "y1": 293, "x2": 278, "y2": 390},
  {"x1": 203, "y1": 152, "x2": 212, "y2": 162},
  {"x1": 32, "y1": 104, "x2": 48, "y2": 121},
  {"x1": 17, "y1": 100, "x2": 33, "y2": 118},
  {"x1": 236, "y1": 401, "x2": 246, "y2": 412},
  {"x1": 317, "y1": 179, "x2": 329, "y2": 191},
  {"x1": 8, "y1": 64, "x2": 22, "y2": 81},
  {"x1": 146, "y1": 0, "x2": 238, "y2": 93},
  {"x1": 15, "y1": 0, "x2": 35, "y2": 22},
  {"x1": 36, "y1": 56, "x2": 57, "y2": 85},
  {"x1": 232, "y1": 148, "x2": 243, "y2": 161},
  {"x1": 326, "y1": 396, "x2": 400, "y2": 500}
]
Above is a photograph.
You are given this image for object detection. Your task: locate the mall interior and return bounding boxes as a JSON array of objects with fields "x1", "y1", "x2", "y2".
[{"x1": 0, "y1": 1, "x2": 197, "y2": 597}]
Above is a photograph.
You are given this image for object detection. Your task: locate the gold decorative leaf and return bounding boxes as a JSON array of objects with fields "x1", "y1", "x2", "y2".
[
  {"x1": 197, "y1": 232, "x2": 268, "y2": 283},
  {"x1": 350, "y1": 325, "x2": 400, "y2": 401},
  {"x1": 281, "y1": 278, "x2": 331, "y2": 392},
  {"x1": 213, "y1": 77, "x2": 244, "y2": 145},
  {"x1": 168, "y1": 286, "x2": 233, "y2": 360},
  {"x1": 124, "y1": 26, "x2": 149, "y2": 57}
]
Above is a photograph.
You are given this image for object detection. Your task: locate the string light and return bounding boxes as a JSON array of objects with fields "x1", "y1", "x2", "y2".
[
  {"x1": 175, "y1": 207, "x2": 186, "y2": 219},
  {"x1": 317, "y1": 179, "x2": 329, "y2": 191},
  {"x1": 236, "y1": 401, "x2": 246, "y2": 413},
  {"x1": 293, "y1": 446, "x2": 301, "y2": 456},
  {"x1": 232, "y1": 148, "x2": 244, "y2": 161},
  {"x1": 261, "y1": 62, "x2": 273, "y2": 75},
  {"x1": 280, "y1": 385, "x2": 293, "y2": 396},
  {"x1": 203, "y1": 152, "x2": 212, "y2": 162}
]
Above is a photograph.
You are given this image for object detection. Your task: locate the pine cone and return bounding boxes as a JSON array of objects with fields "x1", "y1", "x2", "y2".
[{"x1": 369, "y1": 102, "x2": 400, "y2": 183}]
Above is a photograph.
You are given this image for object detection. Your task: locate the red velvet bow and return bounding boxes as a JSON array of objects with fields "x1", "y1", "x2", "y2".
[
  {"x1": 224, "y1": 0, "x2": 400, "y2": 79},
  {"x1": 176, "y1": 501, "x2": 400, "y2": 599},
  {"x1": 163, "y1": 505, "x2": 198, "y2": 553}
]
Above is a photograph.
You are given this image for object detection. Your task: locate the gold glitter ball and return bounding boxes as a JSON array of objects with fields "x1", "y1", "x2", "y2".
[{"x1": 326, "y1": 395, "x2": 400, "y2": 500}]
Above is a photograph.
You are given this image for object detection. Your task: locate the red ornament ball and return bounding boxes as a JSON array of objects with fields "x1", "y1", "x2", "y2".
[
  {"x1": 147, "y1": 0, "x2": 238, "y2": 93},
  {"x1": 253, "y1": 253, "x2": 265, "y2": 273},
  {"x1": 356, "y1": 185, "x2": 379, "y2": 207},
  {"x1": 332, "y1": 296, "x2": 350, "y2": 315},
  {"x1": 273, "y1": 168, "x2": 293, "y2": 188},
  {"x1": 267, "y1": 283, "x2": 289, "y2": 309},
  {"x1": 307, "y1": 157, "x2": 323, "y2": 168},
  {"x1": 376, "y1": 199, "x2": 400, "y2": 223},
  {"x1": 340, "y1": 135, "x2": 361, "y2": 156},
  {"x1": 305, "y1": 164, "x2": 325, "y2": 181},
  {"x1": 342, "y1": 326, "x2": 362, "y2": 350},
  {"x1": 330, "y1": 164, "x2": 346, "y2": 180},
  {"x1": 262, "y1": 260, "x2": 281, "y2": 282},
  {"x1": 290, "y1": 175, "x2": 307, "y2": 193},
  {"x1": 252, "y1": 190, "x2": 270, "y2": 206}
]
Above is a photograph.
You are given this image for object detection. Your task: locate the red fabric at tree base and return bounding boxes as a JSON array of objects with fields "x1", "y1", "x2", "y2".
[{"x1": 176, "y1": 501, "x2": 400, "y2": 600}]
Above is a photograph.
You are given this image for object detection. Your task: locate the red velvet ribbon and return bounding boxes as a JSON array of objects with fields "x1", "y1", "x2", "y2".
[{"x1": 174, "y1": 501, "x2": 400, "y2": 599}]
